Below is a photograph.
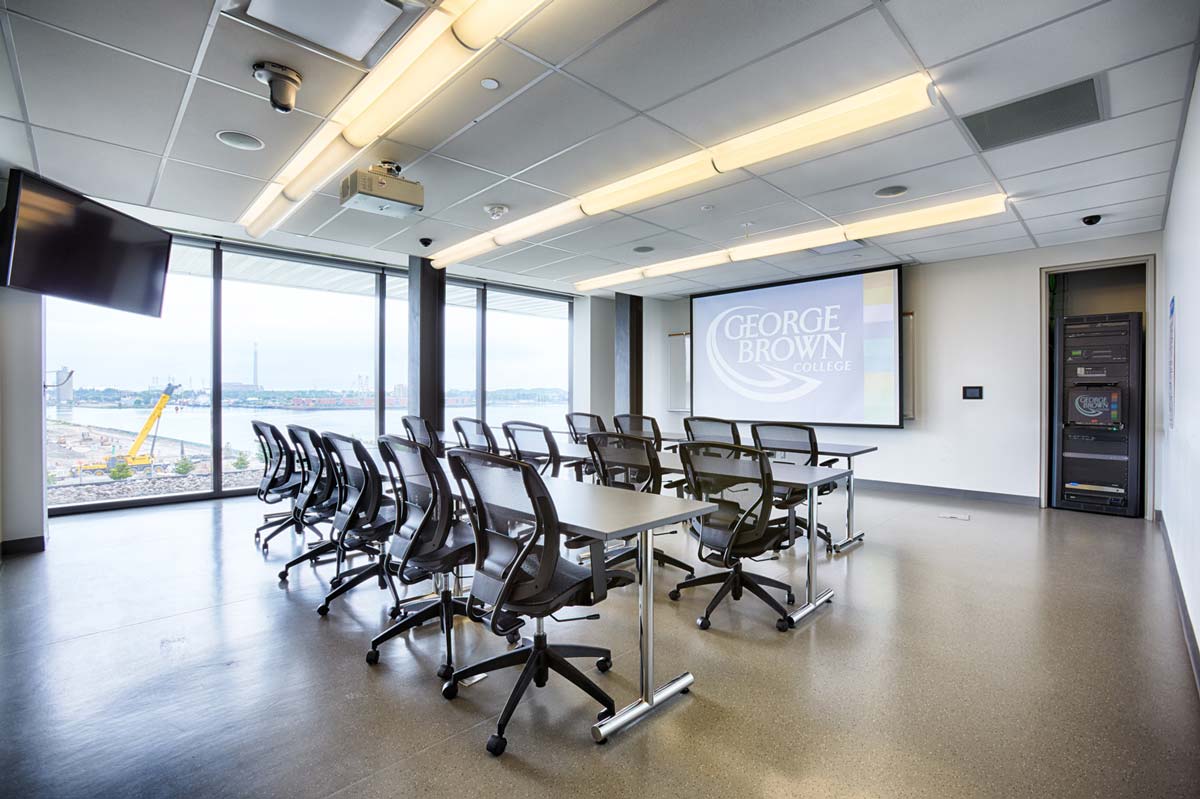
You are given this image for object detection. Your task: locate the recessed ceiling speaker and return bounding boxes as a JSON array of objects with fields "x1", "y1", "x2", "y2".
[
  {"x1": 216, "y1": 130, "x2": 265, "y2": 150},
  {"x1": 633, "y1": 245, "x2": 655, "y2": 253},
  {"x1": 253, "y1": 61, "x2": 302, "y2": 113},
  {"x1": 874, "y1": 185, "x2": 908, "y2": 198},
  {"x1": 1082, "y1": 214, "x2": 1102, "y2": 226}
]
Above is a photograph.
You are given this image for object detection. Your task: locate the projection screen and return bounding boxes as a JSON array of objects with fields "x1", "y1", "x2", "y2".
[{"x1": 691, "y1": 267, "x2": 902, "y2": 427}]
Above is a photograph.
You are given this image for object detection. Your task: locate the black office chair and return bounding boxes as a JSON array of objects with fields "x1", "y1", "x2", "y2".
[
  {"x1": 452, "y1": 417, "x2": 500, "y2": 454},
  {"x1": 402, "y1": 414, "x2": 443, "y2": 457},
  {"x1": 442, "y1": 448, "x2": 616, "y2": 757},
  {"x1": 613, "y1": 413, "x2": 663, "y2": 451},
  {"x1": 750, "y1": 422, "x2": 839, "y2": 546},
  {"x1": 586, "y1": 432, "x2": 694, "y2": 577},
  {"x1": 251, "y1": 420, "x2": 303, "y2": 553},
  {"x1": 503, "y1": 421, "x2": 561, "y2": 477},
  {"x1": 315, "y1": 432, "x2": 401, "y2": 617},
  {"x1": 668, "y1": 442, "x2": 797, "y2": 632},
  {"x1": 366, "y1": 435, "x2": 475, "y2": 677},
  {"x1": 566, "y1": 412, "x2": 606, "y2": 444},
  {"x1": 684, "y1": 416, "x2": 741, "y2": 445},
  {"x1": 276, "y1": 425, "x2": 339, "y2": 581}
]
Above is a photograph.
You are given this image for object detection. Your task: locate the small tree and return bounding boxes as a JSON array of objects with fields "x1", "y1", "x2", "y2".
[
  {"x1": 108, "y1": 462, "x2": 133, "y2": 481},
  {"x1": 233, "y1": 451, "x2": 250, "y2": 470},
  {"x1": 174, "y1": 457, "x2": 195, "y2": 476}
]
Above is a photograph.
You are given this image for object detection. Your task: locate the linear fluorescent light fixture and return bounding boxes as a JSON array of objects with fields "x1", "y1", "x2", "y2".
[
  {"x1": 434, "y1": 73, "x2": 934, "y2": 267},
  {"x1": 240, "y1": 0, "x2": 542, "y2": 237},
  {"x1": 573, "y1": 193, "x2": 1007, "y2": 292}
]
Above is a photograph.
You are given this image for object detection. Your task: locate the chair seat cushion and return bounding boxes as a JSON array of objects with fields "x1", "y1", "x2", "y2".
[
  {"x1": 408, "y1": 520, "x2": 476, "y2": 574},
  {"x1": 504, "y1": 555, "x2": 600, "y2": 615}
]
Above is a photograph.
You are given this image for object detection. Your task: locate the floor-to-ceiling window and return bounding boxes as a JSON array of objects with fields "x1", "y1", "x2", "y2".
[
  {"x1": 484, "y1": 289, "x2": 571, "y2": 430},
  {"x1": 444, "y1": 283, "x2": 479, "y2": 431},
  {"x1": 220, "y1": 251, "x2": 378, "y2": 490},
  {"x1": 44, "y1": 242, "x2": 214, "y2": 506},
  {"x1": 382, "y1": 273, "x2": 410, "y2": 434}
]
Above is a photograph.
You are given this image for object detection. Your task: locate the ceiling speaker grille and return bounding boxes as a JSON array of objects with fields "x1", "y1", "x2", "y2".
[{"x1": 964, "y1": 79, "x2": 1101, "y2": 151}]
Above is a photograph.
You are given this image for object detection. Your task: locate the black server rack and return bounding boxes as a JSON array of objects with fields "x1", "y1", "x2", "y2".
[{"x1": 1050, "y1": 312, "x2": 1144, "y2": 517}]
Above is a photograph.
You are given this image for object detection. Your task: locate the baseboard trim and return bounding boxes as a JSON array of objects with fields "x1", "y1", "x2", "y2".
[
  {"x1": 1159, "y1": 517, "x2": 1200, "y2": 702},
  {"x1": 1, "y1": 536, "x2": 46, "y2": 556},
  {"x1": 855, "y1": 478, "x2": 1039, "y2": 506}
]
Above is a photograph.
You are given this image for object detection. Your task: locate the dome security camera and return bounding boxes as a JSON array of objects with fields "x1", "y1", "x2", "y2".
[
  {"x1": 1081, "y1": 214, "x2": 1102, "y2": 226},
  {"x1": 253, "y1": 62, "x2": 302, "y2": 113},
  {"x1": 419, "y1": 237, "x2": 433, "y2": 247}
]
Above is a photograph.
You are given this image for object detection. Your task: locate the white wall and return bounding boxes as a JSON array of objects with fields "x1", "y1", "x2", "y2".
[
  {"x1": 642, "y1": 231, "x2": 1163, "y2": 499},
  {"x1": 641, "y1": 298, "x2": 690, "y2": 432},
  {"x1": 570, "y1": 296, "x2": 615, "y2": 423},
  {"x1": 0, "y1": 287, "x2": 47, "y2": 548},
  {"x1": 1161, "y1": 74, "x2": 1200, "y2": 647}
]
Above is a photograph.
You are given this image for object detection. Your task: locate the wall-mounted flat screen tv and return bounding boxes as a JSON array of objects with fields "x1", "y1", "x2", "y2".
[{"x1": 1, "y1": 169, "x2": 171, "y2": 317}]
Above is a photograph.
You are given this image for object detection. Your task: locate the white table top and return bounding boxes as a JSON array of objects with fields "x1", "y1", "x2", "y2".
[
  {"x1": 654, "y1": 450, "x2": 848, "y2": 489},
  {"x1": 666, "y1": 438, "x2": 877, "y2": 458}
]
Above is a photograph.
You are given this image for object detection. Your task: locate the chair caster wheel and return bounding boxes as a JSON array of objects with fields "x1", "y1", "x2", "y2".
[
  {"x1": 596, "y1": 657, "x2": 612, "y2": 673},
  {"x1": 317, "y1": 604, "x2": 329, "y2": 616},
  {"x1": 436, "y1": 664, "x2": 453, "y2": 680},
  {"x1": 486, "y1": 734, "x2": 506, "y2": 757},
  {"x1": 696, "y1": 617, "x2": 710, "y2": 630},
  {"x1": 668, "y1": 589, "x2": 681, "y2": 601},
  {"x1": 389, "y1": 606, "x2": 404, "y2": 619},
  {"x1": 277, "y1": 571, "x2": 288, "y2": 581},
  {"x1": 506, "y1": 630, "x2": 522, "y2": 645},
  {"x1": 441, "y1": 681, "x2": 458, "y2": 700},
  {"x1": 329, "y1": 578, "x2": 342, "y2": 589},
  {"x1": 254, "y1": 532, "x2": 260, "y2": 541},
  {"x1": 776, "y1": 618, "x2": 790, "y2": 632},
  {"x1": 262, "y1": 545, "x2": 269, "y2": 554},
  {"x1": 786, "y1": 593, "x2": 795, "y2": 605},
  {"x1": 365, "y1": 649, "x2": 379, "y2": 665},
  {"x1": 680, "y1": 686, "x2": 690, "y2": 694}
]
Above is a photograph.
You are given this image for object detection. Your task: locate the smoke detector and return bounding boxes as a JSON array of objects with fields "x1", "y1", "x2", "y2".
[{"x1": 485, "y1": 204, "x2": 509, "y2": 221}]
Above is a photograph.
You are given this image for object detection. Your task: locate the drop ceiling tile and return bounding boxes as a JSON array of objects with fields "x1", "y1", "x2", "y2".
[
  {"x1": 683, "y1": 260, "x2": 792, "y2": 288},
  {"x1": 172, "y1": 79, "x2": 321, "y2": 180},
  {"x1": 618, "y1": 168, "x2": 749, "y2": 215},
  {"x1": 526, "y1": 210, "x2": 621, "y2": 244},
  {"x1": 312, "y1": 208, "x2": 406, "y2": 246},
  {"x1": 566, "y1": 0, "x2": 868, "y2": 111},
  {"x1": 983, "y1": 102, "x2": 1183, "y2": 178},
  {"x1": 681, "y1": 201, "x2": 823, "y2": 245},
  {"x1": 200, "y1": 15, "x2": 364, "y2": 117},
  {"x1": 31, "y1": 127, "x2": 159, "y2": 204},
  {"x1": 438, "y1": 73, "x2": 633, "y2": 176},
  {"x1": 433, "y1": 179, "x2": 565, "y2": 231},
  {"x1": 622, "y1": 276, "x2": 708, "y2": 297},
  {"x1": 763, "y1": 244, "x2": 897, "y2": 272},
  {"x1": 0, "y1": 33, "x2": 24, "y2": 119},
  {"x1": 931, "y1": 0, "x2": 1200, "y2": 115},
  {"x1": 474, "y1": 245, "x2": 574, "y2": 272},
  {"x1": 153, "y1": 161, "x2": 264, "y2": 222},
  {"x1": 761, "y1": 121, "x2": 974, "y2": 198},
  {"x1": 544, "y1": 215, "x2": 667, "y2": 254},
  {"x1": 632, "y1": 178, "x2": 789, "y2": 231},
  {"x1": 11, "y1": 16, "x2": 188, "y2": 153},
  {"x1": 509, "y1": 0, "x2": 657, "y2": 65},
  {"x1": 1013, "y1": 173, "x2": 1169, "y2": 219},
  {"x1": 886, "y1": 0, "x2": 1098, "y2": 66},
  {"x1": 1034, "y1": 215, "x2": 1162, "y2": 247},
  {"x1": 892, "y1": 221, "x2": 1030, "y2": 255},
  {"x1": 387, "y1": 44, "x2": 549, "y2": 151},
  {"x1": 523, "y1": 254, "x2": 624, "y2": 281},
  {"x1": 1002, "y1": 142, "x2": 1177, "y2": 199},
  {"x1": 278, "y1": 193, "x2": 342, "y2": 236},
  {"x1": 376, "y1": 216, "x2": 483, "y2": 257},
  {"x1": 914, "y1": 236, "x2": 1035, "y2": 263},
  {"x1": 515, "y1": 116, "x2": 699, "y2": 197},
  {"x1": 1107, "y1": 45, "x2": 1195, "y2": 117},
  {"x1": 0, "y1": 117, "x2": 33, "y2": 173},
  {"x1": 870, "y1": 211, "x2": 1021, "y2": 245},
  {"x1": 648, "y1": 10, "x2": 918, "y2": 146},
  {"x1": 592, "y1": 230, "x2": 712, "y2": 265},
  {"x1": 9, "y1": 0, "x2": 211, "y2": 69},
  {"x1": 1024, "y1": 196, "x2": 1166, "y2": 234},
  {"x1": 804, "y1": 156, "x2": 994, "y2": 217}
]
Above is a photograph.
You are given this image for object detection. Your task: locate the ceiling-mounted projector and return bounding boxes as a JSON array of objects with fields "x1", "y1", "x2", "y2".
[{"x1": 340, "y1": 162, "x2": 423, "y2": 219}]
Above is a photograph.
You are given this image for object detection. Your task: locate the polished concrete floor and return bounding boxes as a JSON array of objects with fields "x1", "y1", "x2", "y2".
[{"x1": 1, "y1": 489, "x2": 1198, "y2": 798}]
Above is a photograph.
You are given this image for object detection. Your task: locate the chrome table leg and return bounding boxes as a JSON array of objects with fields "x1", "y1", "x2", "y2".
[
  {"x1": 789, "y1": 484, "x2": 834, "y2": 626},
  {"x1": 829, "y1": 456, "x2": 865, "y2": 554}
]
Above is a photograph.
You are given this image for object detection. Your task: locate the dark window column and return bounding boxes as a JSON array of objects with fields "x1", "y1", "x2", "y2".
[
  {"x1": 614, "y1": 292, "x2": 642, "y2": 415},
  {"x1": 408, "y1": 256, "x2": 445, "y2": 430}
]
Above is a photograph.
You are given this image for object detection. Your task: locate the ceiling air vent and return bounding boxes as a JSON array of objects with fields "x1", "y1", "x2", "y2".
[{"x1": 963, "y1": 78, "x2": 1101, "y2": 151}]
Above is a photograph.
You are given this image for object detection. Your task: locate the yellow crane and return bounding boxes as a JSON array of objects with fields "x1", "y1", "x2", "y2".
[{"x1": 82, "y1": 383, "x2": 181, "y2": 473}]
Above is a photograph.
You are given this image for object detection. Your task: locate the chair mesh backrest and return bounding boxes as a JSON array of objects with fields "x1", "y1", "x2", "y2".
[
  {"x1": 587, "y1": 432, "x2": 661, "y2": 494},
  {"x1": 685, "y1": 416, "x2": 741, "y2": 446},
  {"x1": 503, "y1": 421, "x2": 560, "y2": 477},
  {"x1": 378, "y1": 434, "x2": 452, "y2": 566},
  {"x1": 447, "y1": 448, "x2": 562, "y2": 620},
  {"x1": 566, "y1": 412, "x2": 606, "y2": 444},
  {"x1": 321, "y1": 432, "x2": 385, "y2": 534},
  {"x1": 678, "y1": 442, "x2": 775, "y2": 560},
  {"x1": 453, "y1": 417, "x2": 500, "y2": 454},
  {"x1": 750, "y1": 422, "x2": 819, "y2": 467},
  {"x1": 251, "y1": 420, "x2": 294, "y2": 496},
  {"x1": 613, "y1": 413, "x2": 662, "y2": 451},
  {"x1": 287, "y1": 424, "x2": 333, "y2": 510},
  {"x1": 402, "y1": 415, "x2": 442, "y2": 457}
]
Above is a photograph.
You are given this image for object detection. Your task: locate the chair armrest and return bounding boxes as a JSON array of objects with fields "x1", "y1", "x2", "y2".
[{"x1": 820, "y1": 458, "x2": 839, "y2": 468}]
